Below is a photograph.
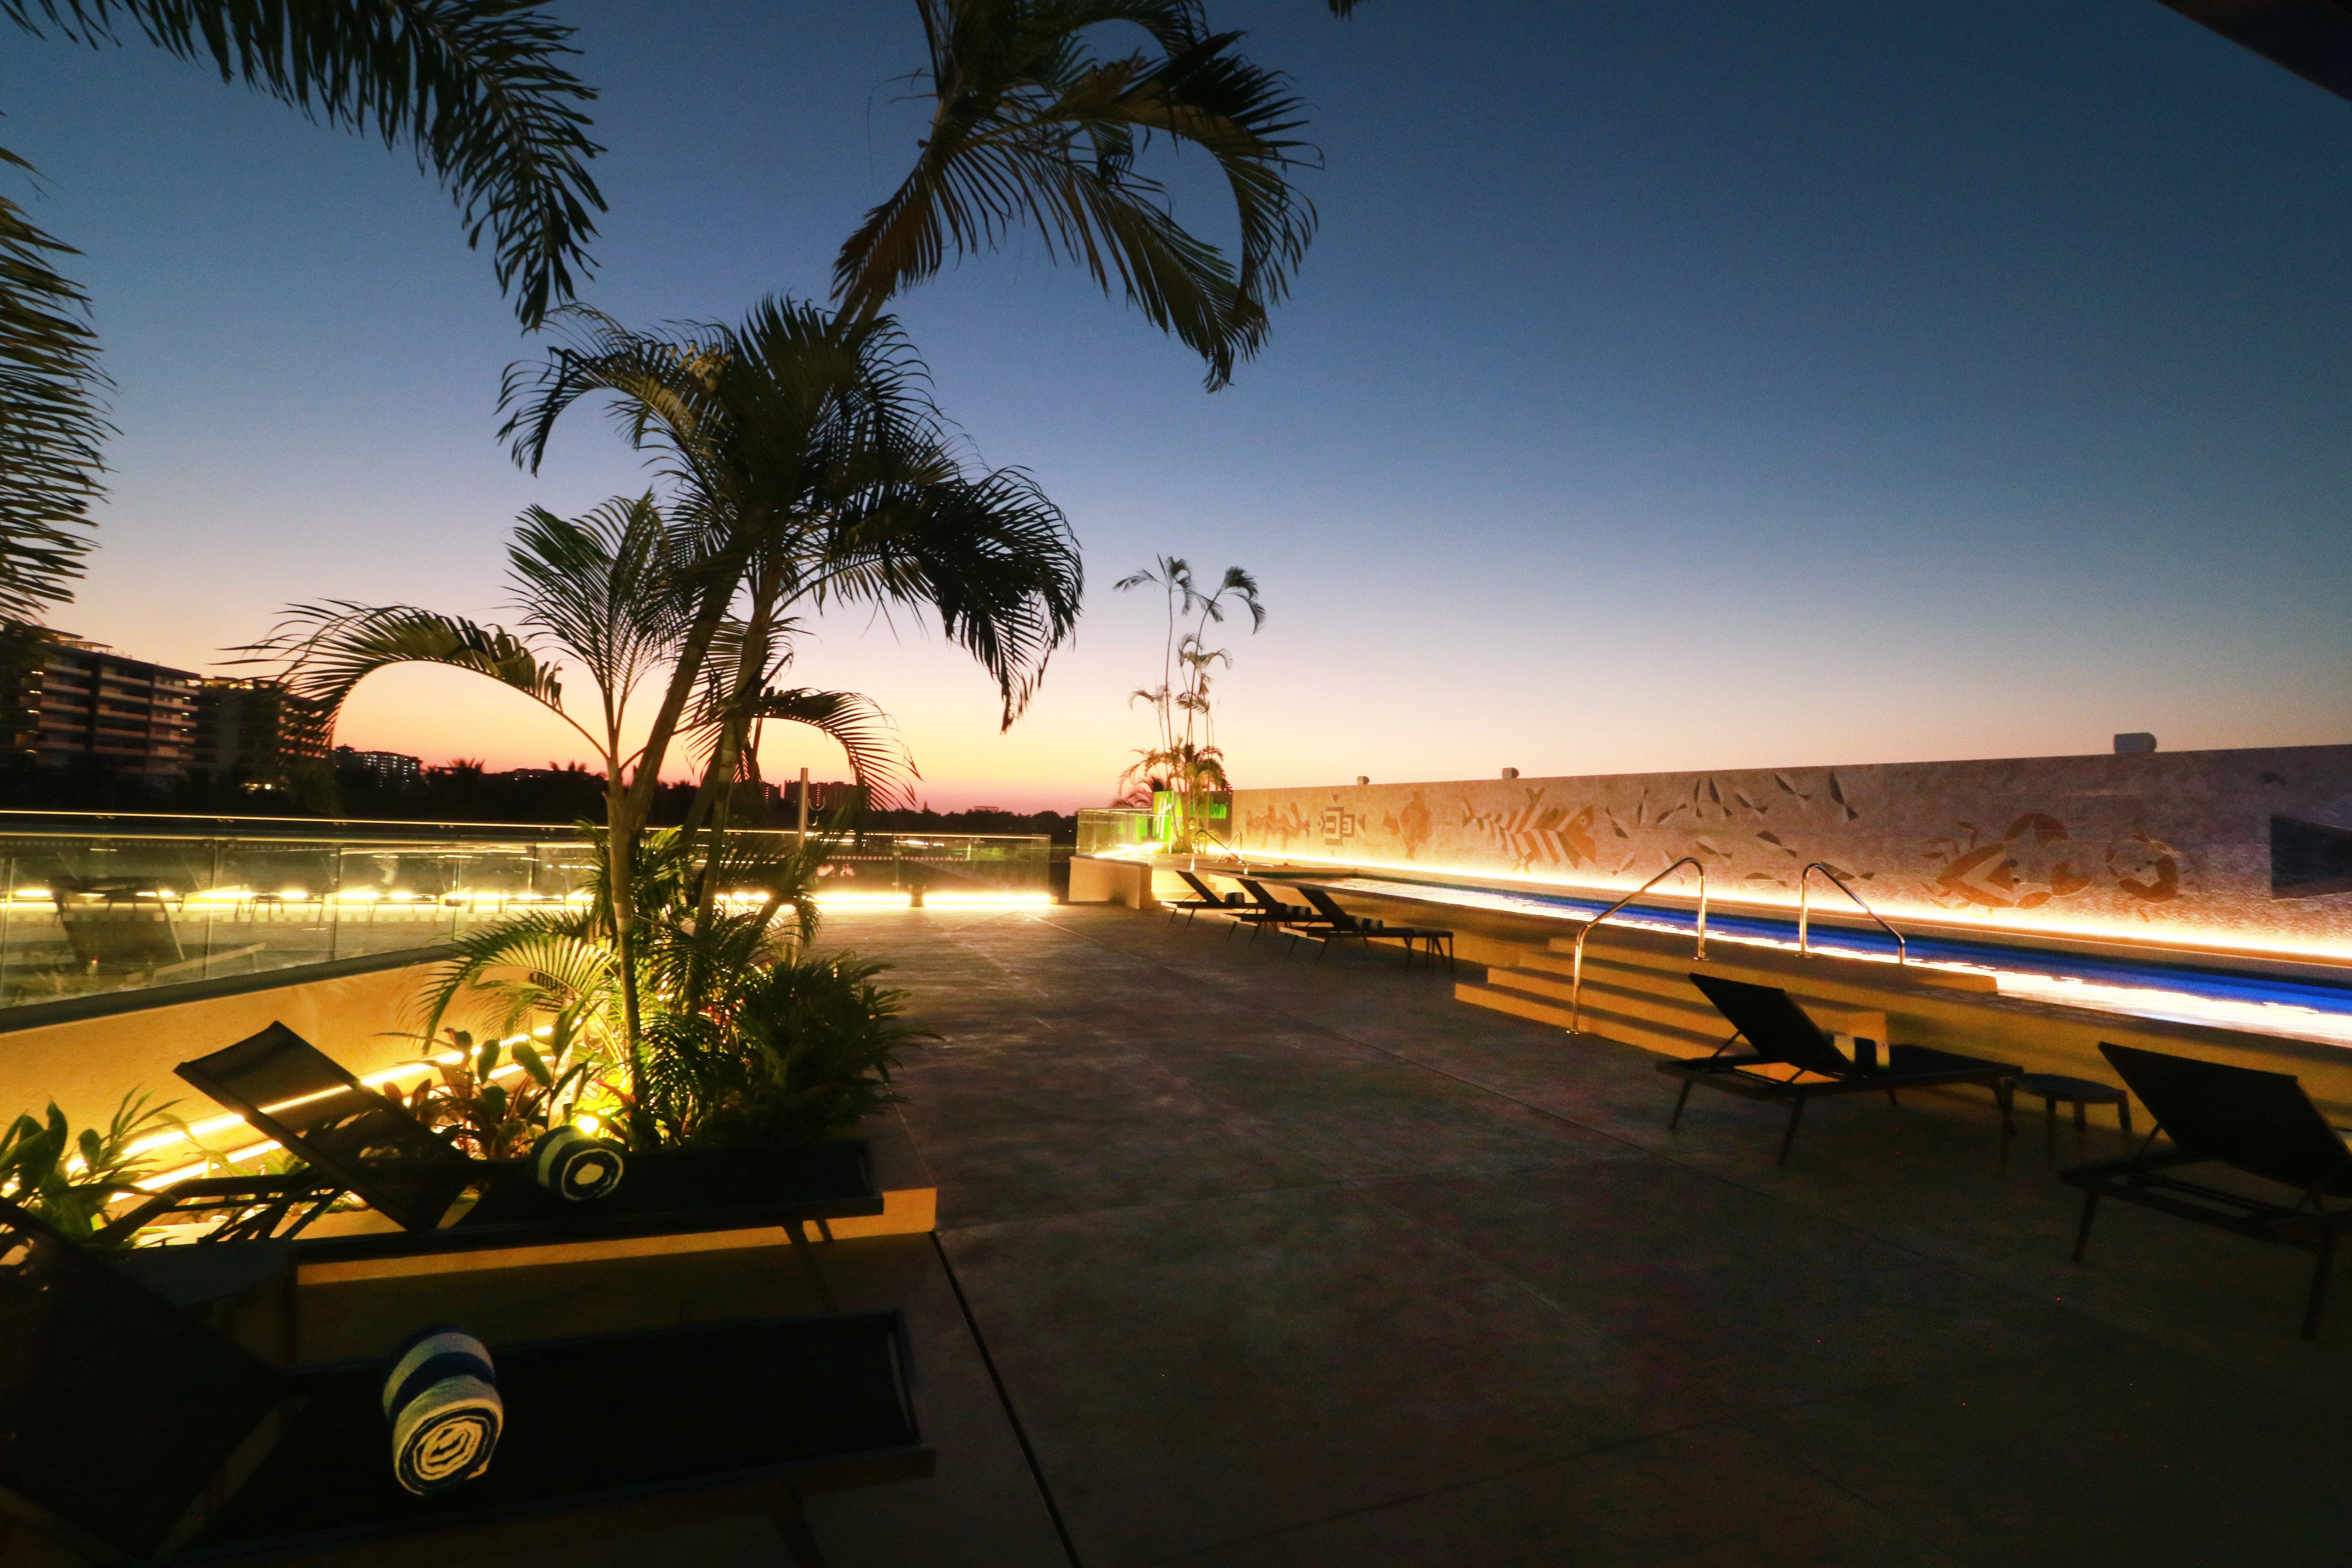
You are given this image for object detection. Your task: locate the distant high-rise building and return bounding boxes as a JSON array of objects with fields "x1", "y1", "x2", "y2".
[
  {"x1": 333, "y1": 745, "x2": 423, "y2": 787},
  {"x1": 0, "y1": 632, "x2": 199, "y2": 780},
  {"x1": 782, "y1": 778, "x2": 865, "y2": 815},
  {"x1": 195, "y1": 678, "x2": 332, "y2": 786}
]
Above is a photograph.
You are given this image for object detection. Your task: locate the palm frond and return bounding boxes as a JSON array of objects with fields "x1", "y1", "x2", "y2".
[
  {"x1": 3, "y1": 0, "x2": 606, "y2": 325},
  {"x1": 835, "y1": 0, "x2": 1320, "y2": 389},
  {"x1": 235, "y1": 599, "x2": 565, "y2": 716},
  {"x1": 752, "y1": 686, "x2": 918, "y2": 809},
  {"x1": 0, "y1": 161, "x2": 107, "y2": 617}
]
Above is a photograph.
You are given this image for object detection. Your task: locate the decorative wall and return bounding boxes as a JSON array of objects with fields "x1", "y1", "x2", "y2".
[{"x1": 1230, "y1": 745, "x2": 2352, "y2": 958}]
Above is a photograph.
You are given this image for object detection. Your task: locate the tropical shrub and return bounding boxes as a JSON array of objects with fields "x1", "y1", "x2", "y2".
[
  {"x1": 641, "y1": 953, "x2": 931, "y2": 1148},
  {"x1": 0, "y1": 1090, "x2": 184, "y2": 1241},
  {"x1": 389, "y1": 1029, "x2": 594, "y2": 1161}
]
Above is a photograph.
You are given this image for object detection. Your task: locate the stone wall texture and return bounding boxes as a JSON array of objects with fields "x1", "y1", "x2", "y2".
[{"x1": 1229, "y1": 745, "x2": 2352, "y2": 955}]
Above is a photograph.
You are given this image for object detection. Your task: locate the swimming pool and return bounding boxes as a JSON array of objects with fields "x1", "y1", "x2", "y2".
[{"x1": 1321, "y1": 873, "x2": 2352, "y2": 1047}]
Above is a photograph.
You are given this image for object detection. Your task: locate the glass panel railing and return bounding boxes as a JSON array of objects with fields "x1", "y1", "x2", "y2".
[
  {"x1": 1075, "y1": 808, "x2": 1155, "y2": 856},
  {"x1": 0, "y1": 815, "x2": 1055, "y2": 1013}
]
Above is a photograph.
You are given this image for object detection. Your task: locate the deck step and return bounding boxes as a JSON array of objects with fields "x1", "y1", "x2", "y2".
[
  {"x1": 1480, "y1": 966, "x2": 1724, "y2": 1036},
  {"x1": 1455, "y1": 979, "x2": 1719, "y2": 1057}
]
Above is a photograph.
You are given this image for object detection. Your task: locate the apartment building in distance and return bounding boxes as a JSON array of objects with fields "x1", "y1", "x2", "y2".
[
  {"x1": 194, "y1": 677, "x2": 333, "y2": 786},
  {"x1": 333, "y1": 746, "x2": 424, "y2": 788},
  {"x1": 0, "y1": 634, "x2": 200, "y2": 780}
]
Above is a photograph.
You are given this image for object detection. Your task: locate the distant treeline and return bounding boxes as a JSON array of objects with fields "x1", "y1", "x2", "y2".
[{"x1": 0, "y1": 757, "x2": 1076, "y2": 841}]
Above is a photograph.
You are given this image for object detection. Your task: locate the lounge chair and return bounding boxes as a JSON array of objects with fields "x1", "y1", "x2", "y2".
[
  {"x1": 53, "y1": 876, "x2": 184, "y2": 971},
  {"x1": 1659, "y1": 973, "x2": 2019, "y2": 1166},
  {"x1": 1232, "y1": 876, "x2": 1332, "y2": 946},
  {"x1": 2064, "y1": 1043, "x2": 2352, "y2": 1340},
  {"x1": 106, "y1": 1023, "x2": 882, "y2": 1292},
  {"x1": 1293, "y1": 885, "x2": 1456, "y2": 971},
  {"x1": 1167, "y1": 869, "x2": 1247, "y2": 928},
  {"x1": 0, "y1": 1196, "x2": 929, "y2": 1567}
]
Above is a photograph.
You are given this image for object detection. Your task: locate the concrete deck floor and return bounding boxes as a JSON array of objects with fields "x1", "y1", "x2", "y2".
[{"x1": 370, "y1": 904, "x2": 2352, "y2": 1566}]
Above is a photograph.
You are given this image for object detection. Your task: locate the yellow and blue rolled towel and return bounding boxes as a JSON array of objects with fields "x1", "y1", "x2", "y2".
[
  {"x1": 530, "y1": 1126, "x2": 626, "y2": 1202},
  {"x1": 382, "y1": 1327, "x2": 501, "y2": 1495}
]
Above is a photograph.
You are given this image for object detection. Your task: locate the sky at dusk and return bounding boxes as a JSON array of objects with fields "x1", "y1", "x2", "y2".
[{"x1": 5, "y1": 0, "x2": 2350, "y2": 811}]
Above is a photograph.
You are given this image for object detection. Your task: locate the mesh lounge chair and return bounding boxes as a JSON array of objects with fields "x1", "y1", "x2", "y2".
[
  {"x1": 1232, "y1": 876, "x2": 1332, "y2": 946},
  {"x1": 0, "y1": 1196, "x2": 929, "y2": 1566},
  {"x1": 1167, "y1": 869, "x2": 1247, "y2": 928},
  {"x1": 2064, "y1": 1043, "x2": 2352, "y2": 1340},
  {"x1": 1293, "y1": 885, "x2": 1456, "y2": 971},
  {"x1": 108, "y1": 1023, "x2": 882, "y2": 1290},
  {"x1": 53, "y1": 876, "x2": 184, "y2": 971},
  {"x1": 1660, "y1": 973, "x2": 2020, "y2": 1166}
]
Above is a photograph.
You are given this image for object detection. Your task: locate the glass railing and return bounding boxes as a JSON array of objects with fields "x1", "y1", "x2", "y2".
[
  {"x1": 0, "y1": 814, "x2": 1058, "y2": 1013},
  {"x1": 1075, "y1": 808, "x2": 1156, "y2": 856}
]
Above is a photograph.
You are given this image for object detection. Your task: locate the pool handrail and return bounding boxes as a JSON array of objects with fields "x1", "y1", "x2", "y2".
[
  {"x1": 1568, "y1": 857, "x2": 1709, "y2": 1032},
  {"x1": 1796, "y1": 862, "x2": 1907, "y2": 966}
]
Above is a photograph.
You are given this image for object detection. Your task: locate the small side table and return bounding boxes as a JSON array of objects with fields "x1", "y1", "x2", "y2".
[{"x1": 2015, "y1": 1072, "x2": 2133, "y2": 1162}]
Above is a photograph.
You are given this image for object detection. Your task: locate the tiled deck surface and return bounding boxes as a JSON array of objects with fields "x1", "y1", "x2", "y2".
[{"x1": 410, "y1": 904, "x2": 2352, "y2": 1566}]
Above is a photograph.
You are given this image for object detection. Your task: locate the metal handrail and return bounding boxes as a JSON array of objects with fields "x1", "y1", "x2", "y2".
[
  {"x1": 1796, "y1": 861, "x2": 1906, "y2": 965},
  {"x1": 1568, "y1": 856, "x2": 1709, "y2": 1032}
]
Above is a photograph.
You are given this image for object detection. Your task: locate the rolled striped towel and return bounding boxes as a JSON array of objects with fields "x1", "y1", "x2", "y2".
[
  {"x1": 381, "y1": 1327, "x2": 501, "y2": 1495},
  {"x1": 530, "y1": 1126, "x2": 626, "y2": 1202}
]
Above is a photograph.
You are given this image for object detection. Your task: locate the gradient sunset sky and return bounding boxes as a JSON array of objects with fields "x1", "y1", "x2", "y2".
[{"x1": 6, "y1": 0, "x2": 2350, "y2": 810}]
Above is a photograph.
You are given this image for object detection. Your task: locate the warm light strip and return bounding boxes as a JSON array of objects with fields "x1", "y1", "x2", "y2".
[
  {"x1": 1319, "y1": 875, "x2": 2352, "y2": 1049},
  {"x1": 125, "y1": 1028, "x2": 550, "y2": 1188},
  {"x1": 1240, "y1": 846, "x2": 2352, "y2": 969}
]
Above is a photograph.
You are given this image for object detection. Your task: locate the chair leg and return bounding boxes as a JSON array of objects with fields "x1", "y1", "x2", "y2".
[
  {"x1": 785, "y1": 1219, "x2": 839, "y2": 1313},
  {"x1": 2070, "y1": 1190, "x2": 2099, "y2": 1262},
  {"x1": 770, "y1": 1486, "x2": 831, "y2": 1568},
  {"x1": 2305, "y1": 1228, "x2": 2338, "y2": 1341},
  {"x1": 1884, "y1": 1088, "x2": 1899, "y2": 1107},
  {"x1": 1668, "y1": 1079, "x2": 1694, "y2": 1130},
  {"x1": 2045, "y1": 1095, "x2": 2058, "y2": 1164},
  {"x1": 815, "y1": 1216, "x2": 835, "y2": 1243},
  {"x1": 1776, "y1": 1096, "x2": 1807, "y2": 1167},
  {"x1": 2118, "y1": 1098, "x2": 2133, "y2": 1137}
]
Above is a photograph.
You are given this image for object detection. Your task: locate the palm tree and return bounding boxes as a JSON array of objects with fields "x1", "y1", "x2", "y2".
[
  {"x1": 1115, "y1": 554, "x2": 1260, "y2": 848},
  {"x1": 0, "y1": 0, "x2": 605, "y2": 618},
  {"x1": 244, "y1": 492, "x2": 912, "y2": 1133},
  {"x1": 834, "y1": 0, "x2": 1321, "y2": 390},
  {"x1": 496, "y1": 297, "x2": 1082, "y2": 929}
]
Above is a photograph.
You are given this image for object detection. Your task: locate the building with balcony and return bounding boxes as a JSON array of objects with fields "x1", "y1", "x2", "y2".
[
  {"x1": 0, "y1": 634, "x2": 199, "y2": 780},
  {"x1": 194, "y1": 678, "x2": 332, "y2": 786},
  {"x1": 332, "y1": 746, "x2": 423, "y2": 788}
]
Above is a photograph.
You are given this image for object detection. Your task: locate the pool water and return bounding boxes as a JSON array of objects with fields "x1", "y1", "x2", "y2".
[{"x1": 1326, "y1": 874, "x2": 2352, "y2": 1047}]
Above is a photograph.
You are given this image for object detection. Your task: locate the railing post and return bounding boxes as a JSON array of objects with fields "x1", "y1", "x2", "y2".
[
  {"x1": 1694, "y1": 865, "x2": 1708, "y2": 961},
  {"x1": 0, "y1": 855, "x2": 14, "y2": 1001}
]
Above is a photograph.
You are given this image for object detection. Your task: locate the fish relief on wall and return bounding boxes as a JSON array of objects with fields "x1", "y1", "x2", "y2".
[
  {"x1": 1459, "y1": 791, "x2": 1601, "y2": 875},
  {"x1": 1380, "y1": 791, "x2": 1433, "y2": 861},
  {"x1": 1243, "y1": 800, "x2": 1314, "y2": 852},
  {"x1": 1920, "y1": 813, "x2": 2187, "y2": 919}
]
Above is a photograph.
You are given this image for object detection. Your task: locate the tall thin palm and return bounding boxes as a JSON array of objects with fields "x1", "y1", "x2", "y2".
[
  {"x1": 1, "y1": 0, "x2": 604, "y2": 616},
  {"x1": 497, "y1": 297, "x2": 1081, "y2": 944},
  {"x1": 243, "y1": 493, "x2": 912, "y2": 1129},
  {"x1": 835, "y1": 0, "x2": 1320, "y2": 390}
]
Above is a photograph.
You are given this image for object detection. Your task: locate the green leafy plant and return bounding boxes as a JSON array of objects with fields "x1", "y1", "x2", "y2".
[
  {"x1": 641, "y1": 953, "x2": 931, "y2": 1148},
  {"x1": 0, "y1": 1090, "x2": 184, "y2": 1240},
  {"x1": 389, "y1": 1029, "x2": 594, "y2": 1160}
]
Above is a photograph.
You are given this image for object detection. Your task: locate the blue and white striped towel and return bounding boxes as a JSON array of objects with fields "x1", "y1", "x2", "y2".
[
  {"x1": 382, "y1": 1326, "x2": 501, "y2": 1495},
  {"x1": 530, "y1": 1126, "x2": 627, "y2": 1202}
]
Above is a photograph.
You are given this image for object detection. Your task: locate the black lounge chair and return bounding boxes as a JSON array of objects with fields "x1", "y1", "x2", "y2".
[
  {"x1": 1292, "y1": 885, "x2": 1456, "y2": 971},
  {"x1": 107, "y1": 1023, "x2": 881, "y2": 1291},
  {"x1": 2064, "y1": 1043, "x2": 2352, "y2": 1340},
  {"x1": 1660, "y1": 973, "x2": 2019, "y2": 1166},
  {"x1": 1167, "y1": 869, "x2": 1247, "y2": 928},
  {"x1": 1232, "y1": 876, "x2": 1332, "y2": 945},
  {"x1": 0, "y1": 1196, "x2": 929, "y2": 1566}
]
